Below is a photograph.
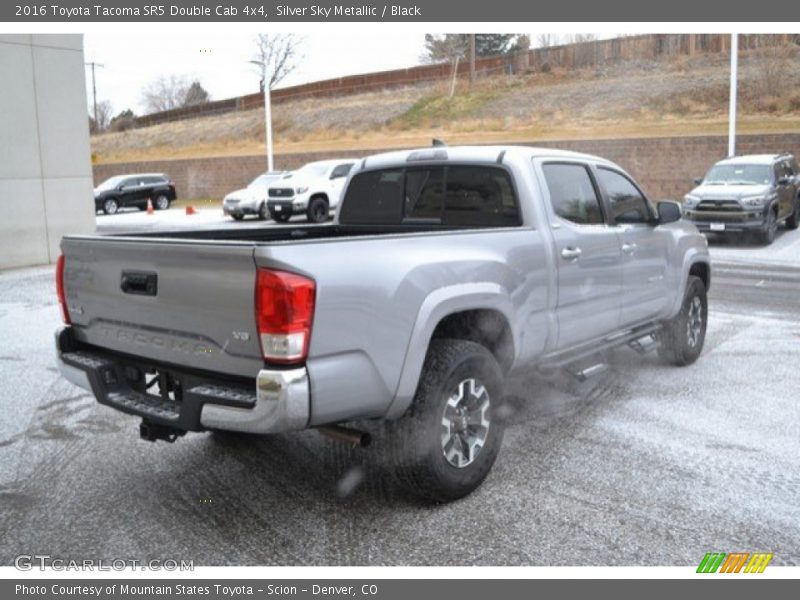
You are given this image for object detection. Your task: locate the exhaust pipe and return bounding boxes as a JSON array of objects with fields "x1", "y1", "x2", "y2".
[{"x1": 317, "y1": 425, "x2": 371, "y2": 448}]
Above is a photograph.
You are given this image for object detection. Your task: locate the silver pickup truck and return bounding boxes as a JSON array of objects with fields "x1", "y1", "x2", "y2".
[{"x1": 56, "y1": 145, "x2": 710, "y2": 502}]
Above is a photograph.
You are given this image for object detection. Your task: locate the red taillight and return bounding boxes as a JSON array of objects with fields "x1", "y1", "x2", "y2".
[
  {"x1": 56, "y1": 254, "x2": 71, "y2": 324},
  {"x1": 255, "y1": 268, "x2": 315, "y2": 364}
]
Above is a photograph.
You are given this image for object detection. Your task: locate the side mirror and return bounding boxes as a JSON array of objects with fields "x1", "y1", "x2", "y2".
[
  {"x1": 693, "y1": 177, "x2": 703, "y2": 186},
  {"x1": 657, "y1": 200, "x2": 682, "y2": 224}
]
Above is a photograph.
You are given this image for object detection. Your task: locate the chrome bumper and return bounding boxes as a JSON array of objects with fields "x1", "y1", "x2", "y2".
[{"x1": 200, "y1": 367, "x2": 310, "y2": 434}]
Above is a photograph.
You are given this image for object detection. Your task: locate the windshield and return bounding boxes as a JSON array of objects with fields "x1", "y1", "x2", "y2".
[
  {"x1": 295, "y1": 163, "x2": 329, "y2": 178},
  {"x1": 248, "y1": 174, "x2": 280, "y2": 188},
  {"x1": 95, "y1": 175, "x2": 126, "y2": 191},
  {"x1": 703, "y1": 164, "x2": 772, "y2": 186}
]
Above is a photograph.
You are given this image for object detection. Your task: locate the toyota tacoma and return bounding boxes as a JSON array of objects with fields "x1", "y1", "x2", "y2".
[{"x1": 56, "y1": 145, "x2": 711, "y2": 502}]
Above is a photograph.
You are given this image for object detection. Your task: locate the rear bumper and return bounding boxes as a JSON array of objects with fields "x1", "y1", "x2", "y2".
[{"x1": 55, "y1": 327, "x2": 310, "y2": 435}]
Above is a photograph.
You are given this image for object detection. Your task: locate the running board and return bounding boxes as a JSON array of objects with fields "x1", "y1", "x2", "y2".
[
  {"x1": 629, "y1": 333, "x2": 658, "y2": 355},
  {"x1": 539, "y1": 323, "x2": 663, "y2": 372}
]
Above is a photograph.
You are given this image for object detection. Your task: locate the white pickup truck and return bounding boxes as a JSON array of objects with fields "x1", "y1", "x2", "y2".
[{"x1": 266, "y1": 159, "x2": 358, "y2": 223}]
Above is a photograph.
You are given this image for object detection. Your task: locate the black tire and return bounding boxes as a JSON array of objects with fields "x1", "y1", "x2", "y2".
[
  {"x1": 258, "y1": 202, "x2": 269, "y2": 221},
  {"x1": 786, "y1": 197, "x2": 799, "y2": 230},
  {"x1": 306, "y1": 196, "x2": 329, "y2": 223},
  {"x1": 103, "y1": 198, "x2": 119, "y2": 215},
  {"x1": 757, "y1": 208, "x2": 777, "y2": 245},
  {"x1": 154, "y1": 194, "x2": 170, "y2": 210},
  {"x1": 270, "y1": 210, "x2": 291, "y2": 223},
  {"x1": 231, "y1": 214, "x2": 245, "y2": 221},
  {"x1": 658, "y1": 276, "x2": 707, "y2": 366},
  {"x1": 386, "y1": 339, "x2": 506, "y2": 503}
]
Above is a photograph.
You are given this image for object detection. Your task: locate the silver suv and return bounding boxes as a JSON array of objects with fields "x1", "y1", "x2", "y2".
[{"x1": 683, "y1": 153, "x2": 800, "y2": 244}]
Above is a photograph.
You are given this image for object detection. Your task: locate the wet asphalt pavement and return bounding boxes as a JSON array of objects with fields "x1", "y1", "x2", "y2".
[{"x1": 0, "y1": 231, "x2": 798, "y2": 566}]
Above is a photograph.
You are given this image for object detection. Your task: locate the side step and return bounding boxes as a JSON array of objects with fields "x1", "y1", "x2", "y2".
[{"x1": 540, "y1": 324, "x2": 663, "y2": 381}]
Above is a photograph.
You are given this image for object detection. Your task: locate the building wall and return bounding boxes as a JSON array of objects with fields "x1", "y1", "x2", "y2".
[
  {"x1": 93, "y1": 133, "x2": 800, "y2": 204},
  {"x1": 0, "y1": 34, "x2": 95, "y2": 270}
]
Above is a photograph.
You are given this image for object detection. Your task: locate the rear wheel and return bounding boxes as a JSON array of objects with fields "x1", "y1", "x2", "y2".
[
  {"x1": 306, "y1": 196, "x2": 329, "y2": 223},
  {"x1": 154, "y1": 194, "x2": 170, "y2": 210},
  {"x1": 386, "y1": 339, "x2": 506, "y2": 503},
  {"x1": 658, "y1": 276, "x2": 707, "y2": 366},
  {"x1": 103, "y1": 198, "x2": 119, "y2": 215}
]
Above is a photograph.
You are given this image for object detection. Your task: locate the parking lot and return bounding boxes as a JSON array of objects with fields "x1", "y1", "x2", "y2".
[{"x1": 0, "y1": 217, "x2": 798, "y2": 566}]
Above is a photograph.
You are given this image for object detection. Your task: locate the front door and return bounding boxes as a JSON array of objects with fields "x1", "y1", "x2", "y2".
[{"x1": 594, "y1": 167, "x2": 671, "y2": 326}]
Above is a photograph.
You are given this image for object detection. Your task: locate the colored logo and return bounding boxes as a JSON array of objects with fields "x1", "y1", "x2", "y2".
[{"x1": 697, "y1": 552, "x2": 773, "y2": 573}]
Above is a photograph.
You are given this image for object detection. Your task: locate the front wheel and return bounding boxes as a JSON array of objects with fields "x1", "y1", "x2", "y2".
[
  {"x1": 103, "y1": 198, "x2": 119, "y2": 215},
  {"x1": 386, "y1": 339, "x2": 506, "y2": 503},
  {"x1": 306, "y1": 196, "x2": 329, "y2": 223},
  {"x1": 757, "y1": 209, "x2": 777, "y2": 245},
  {"x1": 231, "y1": 214, "x2": 245, "y2": 221},
  {"x1": 658, "y1": 275, "x2": 707, "y2": 366}
]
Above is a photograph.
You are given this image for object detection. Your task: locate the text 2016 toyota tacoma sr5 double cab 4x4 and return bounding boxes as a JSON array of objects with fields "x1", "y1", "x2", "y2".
[{"x1": 55, "y1": 146, "x2": 711, "y2": 502}]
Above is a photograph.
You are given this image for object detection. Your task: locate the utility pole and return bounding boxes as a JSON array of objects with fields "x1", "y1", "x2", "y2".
[
  {"x1": 728, "y1": 33, "x2": 738, "y2": 157},
  {"x1": 468, "y1": 34, "x2": 476, "y2": 83},
  {"x1": 85, "y1": 61, "x2": 104, "y2": 130}
]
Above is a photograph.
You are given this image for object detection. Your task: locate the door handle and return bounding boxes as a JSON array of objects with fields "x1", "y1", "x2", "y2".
[
  {"x1": 561, "y1": 247, "x2": 582, "y2": 260},
  {"x1": 622, "y1": 243, "x2": 637, "y2": 255}
]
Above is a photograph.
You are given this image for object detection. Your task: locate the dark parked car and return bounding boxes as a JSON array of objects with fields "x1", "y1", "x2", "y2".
[
  {"x1": 94, "y1": 173, "x2": 177, "y2": 215},
  {"x1": 683, "y1": 154, "x2": 800, "y2": 245}
]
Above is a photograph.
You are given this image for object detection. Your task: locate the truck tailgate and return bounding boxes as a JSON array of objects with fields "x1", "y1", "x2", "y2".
[{"x1": 61, "y1": 237, "x2": 264, "y2": 378}]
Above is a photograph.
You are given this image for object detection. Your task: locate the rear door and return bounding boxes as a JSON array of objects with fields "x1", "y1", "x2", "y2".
[
  {"x1": 61, "y1": 236, "x2": 264, "y2": 378},
  {"x1": 594, "y1": 166, "x2": 671, "y2": 326},
  {"x1": 538, "y1": 161, "x2": 623, "y2": 350}
]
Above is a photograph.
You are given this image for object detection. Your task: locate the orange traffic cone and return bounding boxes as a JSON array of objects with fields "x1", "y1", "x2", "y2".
[
  {"x1": 185, "y1": 205, "x2": 197, "y2": 215},
  {"x1": 146, "y1": 198, "x2": 154, "y2": 215}
]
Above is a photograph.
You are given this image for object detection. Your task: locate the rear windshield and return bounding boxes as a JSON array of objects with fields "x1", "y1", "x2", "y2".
[{"x1": 339, "y1": 165, "x2": 520, "y2": 227}]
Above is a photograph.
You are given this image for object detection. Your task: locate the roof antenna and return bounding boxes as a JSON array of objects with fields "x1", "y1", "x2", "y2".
[{"x1": 432, "y1": 138, "x2": 447, "y2": 147}]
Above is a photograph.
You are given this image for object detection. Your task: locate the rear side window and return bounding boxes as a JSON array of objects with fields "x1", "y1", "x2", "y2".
[
  {"x1": 331, "y1": 163, "x2": 354, "y2": 179},
  {"x1": 596, "y1": 168, "x2": 653, "y2": 224},
  {"x1": 541, "y1": 163, "x2": 604, "y2": 225},
  {"x1": 339, "y1": 169, "x2": 404, "y2": 224},
  {"x1": 340, "y1": 165, "x2": 519, "y2": 227}
]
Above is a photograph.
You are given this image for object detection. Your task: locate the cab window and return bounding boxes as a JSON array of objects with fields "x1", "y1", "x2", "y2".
[
  {"x1": 596, "y1": 168, "x2": 653, "y2": 224},
  {"x1": 541, "y1": 163, "x2": 604, "y2": 225}
]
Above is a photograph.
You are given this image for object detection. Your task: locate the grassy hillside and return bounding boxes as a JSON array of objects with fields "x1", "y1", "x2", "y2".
[{"x1": 92, "y1": 45, "x2": 800, "y2": 164}]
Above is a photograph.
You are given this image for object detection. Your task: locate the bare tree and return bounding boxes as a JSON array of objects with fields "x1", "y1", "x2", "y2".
[
  {"x1": 565, "y1": 33, "x2": 597, "y2": 44},
  {"x1": 252, "y1": 34, "x2": 303, "y2": 90},
  {"x1": 142, "y1": 75, "x2": 190, "y2": 113},
  {"x1": 536, "y1": 34, "x2": 559, "y2": 48},
  {"x1": 141, "y1": 76, "x2": 211, "y2": 113},
  {"x1": 93, "y1": 100, "x2": 112, "y2": 132}
]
